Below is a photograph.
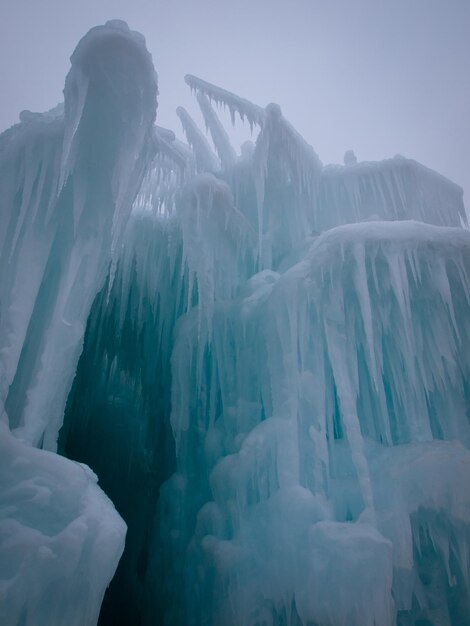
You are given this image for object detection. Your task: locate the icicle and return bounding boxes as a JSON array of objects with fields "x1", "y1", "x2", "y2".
[
  {"x1": 184, "y1": 74, "x2": 266, "y2": 128},
  {"x1": 176, "y1": 106, "x2": 220, "y2": 174},
  {"x1": 196, "y1": 92, "x2": 237, "y2": 170},
  {"x1": 352, "y1": 242, "x2": 378, "y2": 388}
]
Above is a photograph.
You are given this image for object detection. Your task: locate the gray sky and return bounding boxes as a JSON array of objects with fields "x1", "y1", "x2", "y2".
[{"x1": 1, "y1": 0, "x2": 469, "y2": 209}]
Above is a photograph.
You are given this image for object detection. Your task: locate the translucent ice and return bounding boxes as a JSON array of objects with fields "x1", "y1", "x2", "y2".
[
  {"x1": 0, "y1": 424, "x2": 125, "y2": 626},
  {"x1": 0, "y1": 20, "x2": 156, "y2": 626},
  {"x1": 159, "y1": 220, "x2": 470, "y2": 625},
  {"x1": 2, "y1": 20, "x2": 470, "y2": 626},
  {"x1": 0, "y1": 20, "x2": 157, "y2": 448}
]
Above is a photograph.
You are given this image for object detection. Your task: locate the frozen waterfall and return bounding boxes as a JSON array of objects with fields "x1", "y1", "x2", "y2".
[{"x1": 1, "y1": 20, "x2": 470, "y2": 626}]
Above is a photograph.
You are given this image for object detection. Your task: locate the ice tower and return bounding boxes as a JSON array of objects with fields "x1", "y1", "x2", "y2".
[{"x1": 1, "y1": 21, "x2": 470, "y2": 626}]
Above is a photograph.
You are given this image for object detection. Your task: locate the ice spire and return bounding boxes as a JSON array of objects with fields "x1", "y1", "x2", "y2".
[
  {"x1": 252, "y1": 101, "x2": 322, "y2": 268},
  {"x1": 0, "y1": 20, "x2": 159, "y2": 626},
  {"x1": 196, "y1": 92, "x2": 237, "y2": 169},
  {"x1": 176, "y1": 106, "x2": 220, "y2": 173},
  {"x1": 0, "y1": 19, "x2": 158, "y2": 448}
]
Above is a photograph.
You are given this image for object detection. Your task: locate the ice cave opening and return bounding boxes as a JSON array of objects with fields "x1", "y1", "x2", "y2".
[{"x1": 1, "y1": 19, "x2": 470, "y2": 626}]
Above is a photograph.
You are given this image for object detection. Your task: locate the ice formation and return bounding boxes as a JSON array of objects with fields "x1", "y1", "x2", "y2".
[
  {"x1": 0, "y1": 424, "x2": 125, "y2": 626},
  {"x1": 0, "y1": 20, "x2": 156, "y2": 625},
  {"x1": 1, "y1": 20, "x2": 470, "y2": 626}
]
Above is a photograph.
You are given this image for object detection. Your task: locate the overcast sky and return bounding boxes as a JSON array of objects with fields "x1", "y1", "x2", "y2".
[{"x1": 1, "y1": 0, "x2": 469, "y2": 209}]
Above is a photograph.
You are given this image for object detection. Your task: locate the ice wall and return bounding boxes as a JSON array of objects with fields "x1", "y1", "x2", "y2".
[
  {"x1": 59, "y1": 214, "x2": 183, "y2": 625},
  {"x1": 0, "y1": 21, "x2": 157, "y2": 626},
  {"x1": 159, "y1": 220, "x2": 470, "y2": 626},
  {"x1": 65, "y1": 175, "x2": 470, "y2": 625},
  {"x1": 2, "y1": 20, "x2": 470, "y2": 626}
]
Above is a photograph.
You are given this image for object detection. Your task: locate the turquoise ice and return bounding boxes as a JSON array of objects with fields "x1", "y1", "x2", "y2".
[{"x1": 1, "y1": 21, "x2": 470, "y2": 626}]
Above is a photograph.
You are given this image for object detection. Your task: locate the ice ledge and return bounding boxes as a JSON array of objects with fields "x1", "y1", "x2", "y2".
[{"x1": 312, "y1": 219, "x2": 470, "y2": 249}]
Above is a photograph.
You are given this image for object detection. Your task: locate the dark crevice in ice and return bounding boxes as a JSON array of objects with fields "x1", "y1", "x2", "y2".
[{"x1": 59, "y1": 274, "x2": 176, "y2": 625}]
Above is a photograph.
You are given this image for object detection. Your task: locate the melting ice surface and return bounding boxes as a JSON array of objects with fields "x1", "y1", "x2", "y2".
[{"x1": 1, "y1": 20, "x2": 470, "y2": 626}]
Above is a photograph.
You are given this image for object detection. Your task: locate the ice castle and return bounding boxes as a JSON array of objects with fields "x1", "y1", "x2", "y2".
[{"x1": 1, "y1": 21, "x2": 470, "y2": 626}]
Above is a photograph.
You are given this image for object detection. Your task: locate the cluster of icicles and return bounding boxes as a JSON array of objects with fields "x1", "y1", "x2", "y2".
[{"x1": 1, "y1": 20, "x2": 470, "y2": 626}]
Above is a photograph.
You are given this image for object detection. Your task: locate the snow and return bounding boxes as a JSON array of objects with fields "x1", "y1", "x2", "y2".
[{"x1": 2, "y1": 19, "x2": 470, "y2": 626}]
